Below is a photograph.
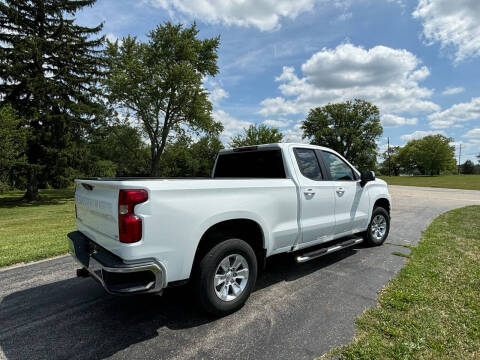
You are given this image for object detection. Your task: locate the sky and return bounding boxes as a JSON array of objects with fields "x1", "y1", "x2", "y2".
[{"x1": 77, "y1": 0, "x2": 480, "y2": 162}]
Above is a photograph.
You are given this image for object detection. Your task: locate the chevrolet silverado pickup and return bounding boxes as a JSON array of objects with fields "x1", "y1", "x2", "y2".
[{"x1": 68, "y1": 143, "x2": 391, "y2": 315}]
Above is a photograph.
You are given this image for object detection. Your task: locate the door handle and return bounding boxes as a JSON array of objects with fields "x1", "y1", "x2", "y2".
[
  {"x1": 304, "y1": 189, "x2": 315, "y2": 196},
  {"x1": 336, "y1": 187, "x2": 345, "y2": 195}
]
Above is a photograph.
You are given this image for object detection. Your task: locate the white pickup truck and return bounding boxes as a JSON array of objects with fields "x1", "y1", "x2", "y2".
[{"x1": 68, "y1": 143, "x2": 391, "y2": 315}]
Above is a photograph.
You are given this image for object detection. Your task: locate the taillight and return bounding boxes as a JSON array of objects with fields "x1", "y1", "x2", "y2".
[{"x1": 118, "y1": 189, "x2": 148, "y2": 243}]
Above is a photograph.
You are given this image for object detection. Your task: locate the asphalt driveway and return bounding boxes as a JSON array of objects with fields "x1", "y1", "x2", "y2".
[{"x1": 1, "y1": 185, "x2": 479, "y2": 360}]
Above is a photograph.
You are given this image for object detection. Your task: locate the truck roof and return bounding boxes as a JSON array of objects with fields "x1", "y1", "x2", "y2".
[{"x1": 219, "y1": 142, "x2": 332, "y2": 154}]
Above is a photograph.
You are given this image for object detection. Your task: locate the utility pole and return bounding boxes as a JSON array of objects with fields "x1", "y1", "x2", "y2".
[
  {"x1": 387, "y1": 136, "x2": 391, "y2": 177},
  {"x1": 458, "y1": 143, "x2": 462, "y2": 174}
]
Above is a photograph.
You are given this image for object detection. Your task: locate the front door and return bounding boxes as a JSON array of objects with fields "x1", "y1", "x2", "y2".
[
  {"x1": 320, "y1": 151, "x2": 370, "y2": 236},
  {"x1": 291, "y1": 147, "x2": 336, "y2": 246}
]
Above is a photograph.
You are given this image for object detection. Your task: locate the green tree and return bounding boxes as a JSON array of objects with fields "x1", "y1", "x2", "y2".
[
  {"x1": 104, "y1": 23, "x2": 223, "y2": 176},
  {"x1": 302, "y1": 99, "x2": 383, "y2": 171},
  {"x1": 461, "y1": 160, "x2": 475, "y2": 175},
  {"x1": 398, "y1": 135, "x2": 456, "y2": 175},
  {"x1": 159, "y1": 135, "x2": 223, "y2": 177},
  {"x1": 379, "y1": 146, "x2": 402, "y2": 176},
  {"x1": 0, "y1": 105, "x2": 27, "y2": 191},
  {"x1": 0, "y1": 0, "x2": 105, "y2": 200},
  {"x1": 230, "y1": 124, "x2": 283, "y2": 148},
  {"x1": 397, "y1": 144, "x2": 419, "y2": 175},
  {"x1": 89, "y1": 123, "x2": 150, "y2": 176},
  {"x1": 158, "y1": 136, "x2": 196, "y2": 177},
  {"x1": 190, "y1": 135, "x2": 224, "y2": 176}
]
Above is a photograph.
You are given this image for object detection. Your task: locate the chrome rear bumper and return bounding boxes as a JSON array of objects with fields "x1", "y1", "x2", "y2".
[{"x1": 67, "y1": 231, "x2": 165, "y2": 295}]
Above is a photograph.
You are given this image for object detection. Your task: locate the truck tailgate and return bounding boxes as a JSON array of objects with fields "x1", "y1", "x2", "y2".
[{"x1": 75, "y1": 180, "x2": 119, "y2": 244}]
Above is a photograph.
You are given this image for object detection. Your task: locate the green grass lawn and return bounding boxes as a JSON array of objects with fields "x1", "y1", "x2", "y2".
[
  {"x1": 0, "y1": 188, "x2": 75, "y2": 267},
  {"x1": 380, "y1": 174, "x2": 480, "y2": 191},
  {"x1": 324, "y1": 205, "x2": 480, "y2": 360}
]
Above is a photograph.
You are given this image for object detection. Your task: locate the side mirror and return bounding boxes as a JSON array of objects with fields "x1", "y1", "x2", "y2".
[{"x1": 360, "y1": 171, "x2": 375, "y2": 186}]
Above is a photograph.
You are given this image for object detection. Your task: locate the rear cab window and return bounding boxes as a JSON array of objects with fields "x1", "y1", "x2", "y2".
[
  {"x1": 213, "y1": 149, "x2": 286, "y2": 178},
  {"x1": 293, "y1": 148, "x2": 323, "y2": 181}
]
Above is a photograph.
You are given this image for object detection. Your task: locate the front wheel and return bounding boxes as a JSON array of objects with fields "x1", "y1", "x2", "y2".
[
  {"x1": 194, "y1": 238, "x2": 258, "y2": 316},
  {"x1": 364, "y1": 207, "x2": 390, "y2": 246}
]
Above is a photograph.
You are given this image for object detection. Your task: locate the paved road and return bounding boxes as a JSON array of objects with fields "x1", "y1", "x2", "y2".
[{"x1": 1, "y1": 186, "x2": 479, "y2": 360}]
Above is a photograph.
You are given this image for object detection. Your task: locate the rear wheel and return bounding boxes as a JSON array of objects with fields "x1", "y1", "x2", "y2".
[
  {"x1": 364, "y1": 207, "x2": 390, "y2": 246},
  {"x1": 194, "y1": 238, "x2": 258, "y2": 315}
]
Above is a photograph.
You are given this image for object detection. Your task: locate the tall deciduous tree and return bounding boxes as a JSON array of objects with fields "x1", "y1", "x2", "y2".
[
  {"x1": 0, "y1": 0, "x2": 105, "y2": 200},
  {"x1": 230, "y1": 124, "x2": 283, "y2": 148},
  {"x1": 89, "y1": 123, "x2": 150, "y2": 176},
  {"x1": 159, "y1": 135, "x2": 223, "y2": 177},
  {"x1": 104, "y1": 23, "x2": 223, "y2": 176},
  {"x1": 302, "y1": 99, "x2": 383, "y2": 171},
  {"x1": 461, "y1": 160, "x2": 475, "y2": 174},
  {"x1": 398, "y1": 135, "x2": 456, "y2": 175},
  {"x1": 190, "y1": 135, "x2": 224, "y2": 176}
]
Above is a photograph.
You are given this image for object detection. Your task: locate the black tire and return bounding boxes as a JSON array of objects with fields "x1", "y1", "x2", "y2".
[
  {"x1": 194, "y1": 238, "x2": 258, "y2": 316},
  {"x1": 364, "y1": 207, "x2": 390, "y2": 246}
]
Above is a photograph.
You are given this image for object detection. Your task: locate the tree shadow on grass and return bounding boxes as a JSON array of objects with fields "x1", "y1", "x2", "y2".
[
  {"x1": 0, "y1": 249, "x2": 358, "y2": 360},
  {"x1": 0, "y1": 188, "x2": 74, "y2": 209}
]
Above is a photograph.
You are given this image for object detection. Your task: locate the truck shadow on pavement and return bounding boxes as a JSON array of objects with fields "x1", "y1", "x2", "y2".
[{"x1": 0, "y1": 248, "x2": 359, "y2": 360}]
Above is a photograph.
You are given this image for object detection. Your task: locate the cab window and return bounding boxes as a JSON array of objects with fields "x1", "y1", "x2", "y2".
[
  {"x1": 214, "y1": 149, "x2": 286, "y2": 178},
  {"x1": 322, "y1": 151, "x2": 356, "y2": 181},
  {"x1": 294, "y1": 148, "x2": 323, "y2": 181}
]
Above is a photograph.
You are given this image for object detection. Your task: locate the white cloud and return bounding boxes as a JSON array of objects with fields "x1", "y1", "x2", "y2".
[
  {"x1": 337, "y1": 12, "x2": 352, "y2": 22},
  {"x1": 203, "y1": 78, "x2": 251, "y2": 142},
  {"x1": 105, "y1": 33, "x2": 122, "y2": 45},
  {"x1": 332, "y1": 0, "x2": 352, "y2": 22},
  {"x1": 450, "y1": 140, "x2": 479, "y2": 162},
  {"x1": 428, "y1": 97, "x2": 480, "y2": 128},
  {"x1": 381, "y1": 114, "x2": 418, "y2": 127},
  {"x1": 282, "y1": 122, "x2": 307, "y2": 143},
  {"x1": 442, "y1": 86, "x2": 465, "y2": 95},
  {"x1": 377, "y1": 140, "x2": 401, "y2": 156},
  {"x1": 413, "y1": 0, "x2": 480, "y2": 62},
  {"x1": 203, "y1": 77, "x2": 229, "y2": 106},
  {"x1": 400, "y1": 130, "x2": 446, "y2": 142},
  {"x1": 259, "y1": 96, "x2": 301, "y2": 116},
  {"x1": 223, "y1": 49, "x2": 265, "y2": 71},
  {"x1": 463, "y1": 128, "x2": 480, "y2": 138},
  {"x1": 387, "y1": 0, "x2": 406, "y2": 7},
  {"x1": 209, "y1": 87, "x2": 229, "y2": 106},
  {"x1": 212, "y1": 110, "x2": 252, "y2": 140},
  {"x1": 259, "y1": 43, "x2": 439, "y2": 120},
  {"x1": 263, "y1": 119, "x2": 291, "y2": 128},
  {"x1": 150, "y1": 0, "x2": 320, "y2": 31}
]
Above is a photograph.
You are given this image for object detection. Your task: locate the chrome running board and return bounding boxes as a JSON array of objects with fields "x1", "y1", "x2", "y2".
[{"x1": 295, "y1": 237, "x2": 364, "y2": 263}]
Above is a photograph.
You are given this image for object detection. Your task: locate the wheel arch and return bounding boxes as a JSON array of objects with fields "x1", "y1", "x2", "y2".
[
  {"x1": 373, "y1": 197, "x2": 391, "y2": 214},
  {"x1": 190, "y1": 218, "x2": 266, "y2": 279}
]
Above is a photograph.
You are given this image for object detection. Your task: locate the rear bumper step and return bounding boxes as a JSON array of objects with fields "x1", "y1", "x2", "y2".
[
  {"x1": 67, "y1": 231, "x2": 165, "y2": 295},
  {"x1": 295, "y1": 236, "x2": 364, "y2": 263}
]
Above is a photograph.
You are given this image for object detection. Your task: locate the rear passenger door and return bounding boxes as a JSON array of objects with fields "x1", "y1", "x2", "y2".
[
  {"x1": 292, "y1": 147, "x2": 336, "y2": 246},
  {"x1": 320, "y1": 151, "x2": 370, "y2": 236}
]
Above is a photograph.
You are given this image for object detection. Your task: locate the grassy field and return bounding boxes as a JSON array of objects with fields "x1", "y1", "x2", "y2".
[
  {"x1": 379, "y1": 174, "x2": 480, "y2": 191},
  {"x1": 0, "y1": 189, "x2": 75, "y2": 267},
  {"x1": 324, "y1": 205, "x2": 480, "y2": 360}
]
